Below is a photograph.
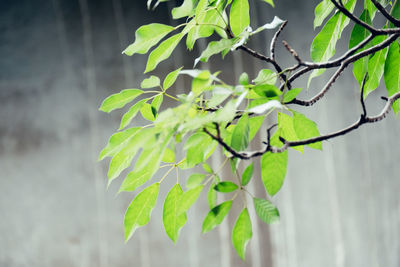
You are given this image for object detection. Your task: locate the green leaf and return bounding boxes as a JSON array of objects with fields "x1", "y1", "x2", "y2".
[
  {"x1": 141, "y1": 75, "x2": 160, "y2": 89},
  {"x1": 230, "y1": 0, "x2": 250, "y2": 36},
  {"x1": 232, "y1": 208, "x2": 252, "y2": 260},
  {"x1": 253, "y1": 69, "x2": 277, "y2": 85},
  {"x1": 261, "y1": 150, "x2": 288, "y2": 196},
  {"x1": 99, "y1": 89, "x2": 143, "y2": 113},
  {"x1": 184, "y1": 132, "x2": 213, "y2": 167},
  {"x1": 293, "y1": 112, "x2": 322, "y2": 150},
  {"x1": 208, "y1": 181, "x2": 218, "y2": 209},
  {"x1": 119, "y1": 99, "x2": 147, "y2": 130},
  {"x1": 231, "y1": 114, "x2": 250, "y2": 151},
  {"x1": 241, "y1": 163, "x2": 253, "y2": 186},
  {"x1": 202, "y1": 200, "x2": 233, "y2": 233},
  {"x1": 278, "y1": 112, "x2": 304, "y2": 153},
  {"x1": 151, "y1": 94, "x2": 163, "y2": 112},
  {"x1": 123, "y1": 23, "x2": 175, "y2": 56},
  {"x1": 248, "y1": 116, "x2": 264, "y2": 141},
  {"x1": 145, "y1": 33, "x2": 184, "y2": 73},
  {"x1": 364, "y1": 35, "x2": 389, "y2": 98},
  {"x1": 195, "y1": 38, "x2": 236, "y2": 66},
  {"x1": 171, "y1": 0, "x2": 196, "y2": 19},
  {"x1": 202, "y1": 163, "x2": 213, "y2": 173},
  {"x1": 253, "y1": 84, "x2": 281, "y2": 98},
  {"x1": 119, "y1": 133, "x2": 172, "y2": 191},
  {"x1": 349, "y1": 10, "x2": 372, "y2": 85},
  {"x1": 163, "y1": 184, "x2": 187, "y2": 244},
  {"x1": 309, "y1": 0, "x2": 357, "y2": 85},
  {"x1": 140, "y1": 103, "x2": 156, "y2": 121},
  {"x1": 124, "y1": 183, "x2": 159, "y2": 241},
  {"x1": 186, "y1": 173, "x2": 206, "y2": 189},
  {"x1": 186, "y1": 3, "x2": 225, "y2": 50},
  {"x1": 208, "y1": 86, "x2": 232, "y2": 108},
  {"x1": 283, "y1": 88, "x2": 303, "y2": 103},
  {"x1": 261, "y1": 0, "x2": 274, "y2": 7},
  {"x1": 107, "y1": 128, "x2": 154, "y2": 181},
  {"x1": 163, "y1": 67, "x2": 183, "y2": 90},
  {"x1": 313, "y1": 0, "x2": 334, "y2": 29},
  {"x1": 99, "y1": 127, "x2": 141, "y2": 160},
  {"x1": 162, "y1": 147, "x2": 175, "y2": 163},
  {"x1": 178, "y1": 185, "x2": 204, "y2": 215},
  {"x1": 239, "y1": 72, "x2": 250, "y2": 85},
  {"x1": 253, "y1": 198, "x2": 280, "y2": 224},
  {"x1": 191, "y1": 70, "x2": 212, "y2": 95},
  {"x1": 384, "y1": 41, "x2": 400, "y2": 114},
  {"x1": 214, "y1": 181, "x2": 239, "y2": 193}
]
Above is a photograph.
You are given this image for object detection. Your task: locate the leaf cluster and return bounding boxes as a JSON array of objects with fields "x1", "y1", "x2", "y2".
[{"x1": 99, "y1": 0, "x2": 400, "y2": 260}]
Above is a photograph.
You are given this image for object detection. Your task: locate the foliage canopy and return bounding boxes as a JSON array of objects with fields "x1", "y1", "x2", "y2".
[{"x1": 99, "y1": 0, "x2": 400, "y2": 259}]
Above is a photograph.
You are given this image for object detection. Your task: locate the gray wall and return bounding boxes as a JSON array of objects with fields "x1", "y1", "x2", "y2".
[{"x1": 1, "y1": 0, "x2": 399, "y2": 266}]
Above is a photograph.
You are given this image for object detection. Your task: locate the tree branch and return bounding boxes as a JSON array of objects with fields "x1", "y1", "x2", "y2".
[
  {"x1": 370, "y1": 0, "x2": 400, "y2": 27},
  {"x1": 203, "y1": 92, "x2": 400, "y2": 159}
]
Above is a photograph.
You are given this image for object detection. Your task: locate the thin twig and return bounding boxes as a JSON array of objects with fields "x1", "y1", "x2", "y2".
[
  {"x1": 360, "y1": 73, "x2": 368, "y2": 117},
  {"x1": 270, "y1": 20, "x2": 288, "y2": 60}
]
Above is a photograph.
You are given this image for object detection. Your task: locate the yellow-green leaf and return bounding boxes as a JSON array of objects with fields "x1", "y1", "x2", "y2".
[
  {"x1": 202, "y1": 200, "x2": 233, "y2": 233},
  {"x1": 124, "y1": 183, "x2": 159, "y2": 241},
  {"x1": 292, "y1": 112, "x2": 322, "y2": 150},
  {"x1": 163, "y1": 67, "x2": 183, "y2": 90},
  {"x1": 163, "y1": 184, "x2": 187, "y2": 244},
  {"x1": 119, "y1": 99, "x2": 147, "y2": 130},
  {"x1": 99, "y1": 127, "x2": 141, "y2": 160},
  {"x1": 232, "y1": 208, "x2": 252, "y2": 260},
  {"x1": 99, "y1": 89, "x2": 143, "y2": 113},
  {"x1": 123, "y1": 23, "x2": 174, "y2": 56},
  {"x1": 145, "y1": 33, "x2": 184, "y2": 73},
  {"x1": 230, "y1": 0, "x2": 250, "y2": 36},
  {"x1": 141, "y1": 75, "x2": 160, "y2": 89}
]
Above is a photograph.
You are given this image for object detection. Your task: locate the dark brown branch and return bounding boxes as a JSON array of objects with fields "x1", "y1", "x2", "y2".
[
  {"x1": 203, "y1": 92, "x2": 400, "y2": 159},
  {"x1": 287, "y1": 33, "x2": 399, "y2": 106},
  {"x1": 282, "y1": 34, "x2": 375, "y2": 91},
  {"x1": 226, "y1": 26, "x2": 292, "y2": 89},
  {"x1": 270, "y1": 20, "x2": 288, "y2": 60},
  {"x1": 282, "y1": 40, "x2": 303, "y2": 65},
  {"x1": 360, "y1": 74, "x2": 368, "y2": 117},
  {"x1": 370, "y1": 0, "x2": 400, "y2": 27},
  {"x1": 331, "y1": 0, "x2": 400, "y2": 35}
]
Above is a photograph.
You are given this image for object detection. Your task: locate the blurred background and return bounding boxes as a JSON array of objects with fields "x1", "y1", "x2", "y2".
[{"x1": 1, "y1": 0, "x2": 399, "y2": 266}]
